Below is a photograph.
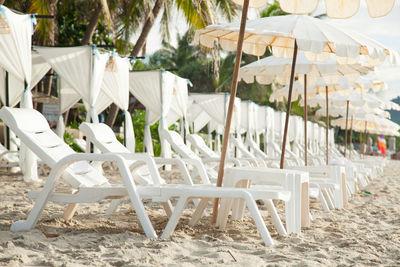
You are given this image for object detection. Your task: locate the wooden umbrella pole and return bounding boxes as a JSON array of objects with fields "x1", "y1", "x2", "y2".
[
  {"x1": 303, "y1": 74, "x2": 307, "y2": 166},
  {"x1": 325, "y1": 86, "x2": 329, "y2": 165},
  {"x1": 212, "y1": 0, "x2": 250, "y2": 224},
  {"x1": 5, "y1": 71, "x2": 9, "y2": 150},
  {"x1": 349, "y1": 116, "x2": 353, "y2": 159},
  {"x1": 280, "y1": 40, "x2": 298, "y2": 169},
  {"x1": 344, "y1": 100, "x2": 349, "y2": 157},
  {"x1": 363, "y1": 121, "x2": 367, "y2": 156}
]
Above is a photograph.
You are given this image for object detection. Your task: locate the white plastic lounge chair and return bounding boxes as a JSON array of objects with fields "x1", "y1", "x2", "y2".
[
  {"x1": 159, "y1": 128, "x2": 311, "y2": 234},
  {"x1": 74, "y1": 138, "x2": 87, "y2": 152},
  {"x1": 80, "y1": 122, "x2": 302, "y2": 232},
  {"x1": 0, "y1": 108, "x2": 294, "y2": 246},
  {"x1": 0, "y1": 142, "x2": 20, "y2": 169},
  {"x1": 186, "y1": 133, "x2": 252, "y2": 167},
  {"x1": 229, "y1": 135, "x2": 268, "y2": 167}
]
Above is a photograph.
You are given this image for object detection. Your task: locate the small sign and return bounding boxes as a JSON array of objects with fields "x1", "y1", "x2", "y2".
[{"x1": 43, "y1": 103, "x2": 59, "y2": 128}]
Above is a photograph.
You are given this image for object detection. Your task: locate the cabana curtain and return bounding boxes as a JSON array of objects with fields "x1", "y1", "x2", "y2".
[
  {"x1": 129, "y1": 70, "x2": 190, "y2": 156},
  {"x1": 101, "y1": 55, "x2": 135, "y2": 152},
  {"x1": 0, "y1": 6, "x2": 37, "y2": 181}
]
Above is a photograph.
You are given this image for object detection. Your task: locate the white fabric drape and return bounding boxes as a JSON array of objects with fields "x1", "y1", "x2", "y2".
[
  {"x1": 36, "y1": 46, "x2": 109, "y2": 140},
  {"x1": 101, "y1": 55, "x2": 134, "y2": 152},
  {"x1": 195, "y1": 93, "x2": 241, "y2": 134},
  {"x1": 144, "y1": 109, "x2": 154, "y2": 155},
  {"x1": 0, "y1": 6, "x2": 38, "y2": 181},
  {"x1": 87, "y1": 50, "x2": 108, "y2": 123},
  {"x1": 129, "y1": 70, "x2": 190, "y2": 156},
  {"x1": 0, "y1": 53, "x2": 51, "y2": 107}
]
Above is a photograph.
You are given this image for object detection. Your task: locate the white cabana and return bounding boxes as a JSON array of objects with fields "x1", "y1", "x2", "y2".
[
  {"x1": 35, "y1": 45, "x2": 109, "y2": 126},
  {"x1": 0, "y1": 6, "x2": 38, "y2": 181},
  {"x1": 129, "y1": 70, "x2": 189, "y2": 156},
  {"x1": 100, "y1": 54, "x2": 134, "y2": 152}
]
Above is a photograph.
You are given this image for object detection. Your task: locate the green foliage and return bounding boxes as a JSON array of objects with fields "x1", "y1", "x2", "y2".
[
  {"x1": 57, "y1": 0, "x2": 113, "y2": 46},
  {"x1": 260, "y1": 1, "x2": 287, "y2": 17},
  {"x1": 68, "y1": 120, "x2": 80, "y2": 130},
  {"x1": 148, "y1": 31, "x2": 215, "y2": 93},
  {"x1": 63, "y1": 131, "x2": 84, "y2": 152},
  {"x1": 131, "y1": 110, "x2": 161, "y2": 157}
]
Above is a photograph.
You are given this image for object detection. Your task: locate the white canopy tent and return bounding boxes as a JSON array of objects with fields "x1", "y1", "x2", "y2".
[
  {"x1": 99, "y1": 54, "x2": 135, "y2": 152},
  {"x1": 35, "y1": 46, "x2": 109, "y2": 128},
  {"x1": 129, "y1": 70, "x2": 190, "y2": 157},
  {"x1": 0, "y1": 6, "x2": 38, "y2": 181}
]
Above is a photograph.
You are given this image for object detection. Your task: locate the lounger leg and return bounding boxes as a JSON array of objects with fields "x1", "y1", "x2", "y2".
[
  {"x1": 342, "y1": 174, "x2": 348, "y2": 208},
  {"x1": 231, "y1": 180, "x2": 249, "y2": 220},
  {"x1": 301, "y1": 182, "x2": 310, "y2": 228},
  {"x1": 118, "y1": 161, "x2": 157, "y2": 239},
  {"x1": 63, "y1": 204, "x2": 79, "y2": 220},
  {"x1": 189, "y1": 198, "x2": 209, "y2": 226},
  {"x1": 11, "y1": 167, "x2": 64, "y2": 232},
  {"x1": 106, "y1": 199, "x2": 123, "y2": 215},
  {"x1": 265, "y1": 199, "x2": 287, "y2": 236},
  {"x1": 322, "y1": 188, "x2": 334, "y2": 210},
  {"x1": 162, "y1": 201, "x2": 173, "y2": 218},
  {"x1": 319, "y1": 189, "x2": 330, "y2": 212},
  {"x1": 244, "y1": 195, "x2": 274, "y2": 246},
  {"x1": 161, "y1": 197, "x2": 188, "y2": 239},
  {"x1": 217, "y1": 198, "x2": 234, "y2": 229},
  {"x1": 327, "y1": 188, "x2": 337, "y2": 208}
]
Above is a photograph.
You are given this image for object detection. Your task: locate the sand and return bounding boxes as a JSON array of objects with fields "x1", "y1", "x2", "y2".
[{"x1": 0, "y1": 159, "x2": 400, "y2": 266}]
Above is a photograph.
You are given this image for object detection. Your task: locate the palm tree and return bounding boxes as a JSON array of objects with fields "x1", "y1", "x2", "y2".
[{"x1": 106, "y1": 0, "x2": 237, "y2": 127}]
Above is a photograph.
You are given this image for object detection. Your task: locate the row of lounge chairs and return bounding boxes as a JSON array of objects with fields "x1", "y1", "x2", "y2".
[{"x1": 0, "y1": 106, "x2": 385, "y2": 246}]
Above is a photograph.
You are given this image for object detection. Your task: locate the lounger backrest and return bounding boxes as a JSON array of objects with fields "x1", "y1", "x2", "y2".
[
  {"x1": 159, "y1": 129, "x2": 201, "y2": 160},
  {"x1": 246, "y1": 137, "x2": 270, "y2": 158},
  {"x1": 187, "y1": 134, "x2": 218, "y2": 158},
  {"x1": 0, "y1": 107, "x2": 108, "y2": 188},
  {"x1": 230, "y1": 135, "x2": 255, "y2": 158},
  {"x1": 79, "y1": 122, "x2": 129, "y2": 154},
  {"x1": 79, "y1": 122, "x2": 156, "y2": 185}
]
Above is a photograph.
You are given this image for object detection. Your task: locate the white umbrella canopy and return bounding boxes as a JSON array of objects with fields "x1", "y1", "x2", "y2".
[
  {"x1": 332, "y1": 115, "x2": 399, "y2": 135},
  {"x1": 195, "y1": 14, "x2": 394, "y2": 62},
  {"x1": 316, "y1": 105, "x2": 390, "y2": 118},
  {"x1": 305, "y1": 91, "x2": 400, "y2": 110},
  {"x1": 278, "y1": 0, "x2": 396, "y2": 19},
  {"x1": 240, "y1": 51, "x2": 372, "y2": 86},
  {"x1": 232, "y1": 0, "x2": 268, "y2": 8},
  {"x1": 332, "y1": 114, "x2": 383, "y2": 131}
]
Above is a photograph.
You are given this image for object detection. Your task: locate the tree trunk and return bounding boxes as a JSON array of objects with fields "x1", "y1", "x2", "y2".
[
  {"x1": 44, "y1": 0, "x2": 58, "y2": 97},
  {"x1": 141, "y1": 41, "x2": 146, "y2": 56},
  {"x1": 105, "y1": 103, "x2": 119, "y2": 127},
  {"x1": 129, "y1": 0, "x2": 165, "y2": 57},
  {"x1": 203, "y1": 1, "x2": 220, "y2": 89},
  {"x1": 81, "y1": 3, "x2": 103, "y2": 45}
]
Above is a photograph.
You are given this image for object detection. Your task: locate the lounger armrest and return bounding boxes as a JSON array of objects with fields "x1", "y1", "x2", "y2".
[
  {"x1": 52, "y1": 153, "x2": 135, "y2": 182},
  {"x1": 224, "y1": 167, "x2": 309, "y2": 187},
  {"x1": 0, "y1": 151, "x2": 19, "y2": 157},
  {"x1": 200, "y1": 157, "x2": 240, "y2": 166},
  {"x1": 177, "y1": 158, "x2": 212, "y2": 184},
  {"x1": 56, "y1": 153, "x2": 164, "y2": 185},
  {"x1": 152, "y1": 157, "x2": 194, "y2": 185}
]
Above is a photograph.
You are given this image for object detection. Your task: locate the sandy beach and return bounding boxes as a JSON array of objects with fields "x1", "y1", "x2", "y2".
[{"x1": 1, "y1": 159, "x2": 400, "y2": 266}]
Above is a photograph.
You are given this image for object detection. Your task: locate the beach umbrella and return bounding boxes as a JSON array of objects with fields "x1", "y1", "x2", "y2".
[
  {"x1": 196, "y1": 14, "x2": 394, "y2": 173},
  {"x1": 307, "y1": 91, "x2": 390, "y2": 157},
  {"x1": 240, "y1": 52, "x2": 371, "y2": 164},
  {"x1": 316, "y1": 105, "x2": 390, "y2": 119},
  {"x1": 278, "y1": 0, "x2": 397, "y2": 19}
]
